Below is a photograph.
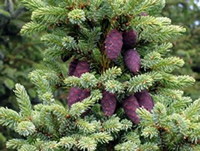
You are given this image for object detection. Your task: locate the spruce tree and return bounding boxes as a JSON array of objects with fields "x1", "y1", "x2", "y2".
[{"x1": 1, "y1": 0, "x2": 200, "y2": 150}]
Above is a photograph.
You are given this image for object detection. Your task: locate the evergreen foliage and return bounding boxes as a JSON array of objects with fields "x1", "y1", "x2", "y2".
[
  {"x1": 163, "y1": 0, "x2": 200, "y2": 99},
  {"x1": 0, "y1": 0, "x2": 42, "y2": 108},
  {"x1": 0, "y1": 0, "x2": 200, "y2": 150},
  {"x1": 0, "y1": 0, "x2": 43, "y2": 149}
]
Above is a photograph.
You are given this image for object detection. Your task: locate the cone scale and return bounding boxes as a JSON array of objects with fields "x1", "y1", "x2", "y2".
[
  {"x1": 105, "y1": 29, "x2": 123, "y2": 61},
  {"x1": 122, "y1": 95, "x2": 140, "y2": 124},
  {"x1": 101, "y1": 90, "x2": 117, "y2": 116},
  {"x1": 123, "y1": 29, "x2": 137, "y2": 49},
  {"x1": 135, "y1": 90, "x2": 154, "y2": 112},
  {"x1": 124, "y1": 49, "x2": 141, "y2": 74},
  {"x1": 68, "y1": 59, "x2": 90, "y2": 107}
]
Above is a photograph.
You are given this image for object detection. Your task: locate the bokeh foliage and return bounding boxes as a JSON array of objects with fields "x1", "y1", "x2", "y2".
[
  {"x1": 163, "y1": 0, "x2": 200, "y2": 99},
  {"x1": 0, "y1": 0, "x2": 43, "y2": 150}
]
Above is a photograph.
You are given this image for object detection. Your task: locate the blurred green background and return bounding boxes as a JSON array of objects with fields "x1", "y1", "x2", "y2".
[
  {"x1": 0, "y1": 0, "x2": 43, "y2": 150},
  {"x1": 163, "y1": 0, "x2": 200, "y2": 99},
  {"x1": 0, "y1": 0, "x2": 200, "y2": 150}
]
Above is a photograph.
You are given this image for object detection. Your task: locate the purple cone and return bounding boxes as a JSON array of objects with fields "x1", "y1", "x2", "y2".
[
  {"x1": 73, "y1": 61, "x2": 90, "y2": 77},
  {"x1": 68, "y1": 59, "x2": 78, "y2": 76},
  {"x1": 68, "y1": 60, "x2": 90, "y2": 77},
  {"x1": 67, "y1": 87, "x2": 90, "y2": 108},
  {"x1": 123, "y1": 29, "x2": 137, "y2": 49},
  {"x1": 141, "y1": 12, "x2": 148, "y2": 16},
  {"x1": 101, "y1": 91, "x2": 117, "y2": 116},
  {"x1": 124, "y1": 49, "x2": 141, "y2": 74},
  {"x1": 135, "y1": 90, "x2": 154, "y2": 112},
  {"x1": 122, "y1": 95, "x2": 140, "y2": 124},
  {"x1": 67, "y1": 59, "x2": 90, "y2": 108},
  {"x1": 105, "y1": 29, "x2": 123, "y2": 61}
]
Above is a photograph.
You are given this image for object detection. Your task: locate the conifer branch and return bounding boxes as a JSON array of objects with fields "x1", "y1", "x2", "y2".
[{"x1": 14, "y1": 84, "x2": 32, "y2": 119}]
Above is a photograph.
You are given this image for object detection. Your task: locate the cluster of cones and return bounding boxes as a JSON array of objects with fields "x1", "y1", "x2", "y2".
[
  {"x1": 123, "y1": 91, "x2": 154, "y2": 124},
  {"x1": 67, "y1": 59, "x2": 117, "y2": 117},
  {"x1": 101, "y1": 88, "x2": 154, "y2": 124},
  {"x1": 105, "y1": 29, "x2": 140, "y2": 74},
  {"x1": 67, "y1": 12, "x2": 154, "y2": 124},
  {"x1": 104, "y1": 28, "x2": 154, "y2": 124}
]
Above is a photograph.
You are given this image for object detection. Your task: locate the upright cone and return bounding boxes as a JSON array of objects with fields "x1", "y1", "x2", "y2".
[
  {"x1": 141, "y1": 12, "x2": 148, "y2": 16},
  {"x1": 68, "y1": 59, "x2": 90, "y2": 108},
  {"x1": 68, "y1": 60, "x2": 90, "y2": 77},
  {"x1": 105, "y1": 29, "x2": 123, "y2": 61},
  {"x1": 123, "y1": 29, "x2": 137, "y2": 49},
  {"x1": 124, "y1": 49, "x2": 141, "y2": 74},
  {"x1": 68, "y1": 59, "x2": 78, "y2": 76},
  {"x1": 67, "y1": 87, "x2": 90, "y2": 108},
  {"x1": 135, "y1": 90, "x2": 154, "y2": 112},
  {"x1": 101, "y1": 90, "x2": 117, "y2": 116},
  {"x1": 73, "y1": 61, "x2": 90, "y2": 77},
  {"x1": 122, "y1": 95, "x2": 140, "y2": 124}
]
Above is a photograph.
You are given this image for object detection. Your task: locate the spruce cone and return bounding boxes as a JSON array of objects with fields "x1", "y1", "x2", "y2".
[
  {"x1": 68, "y1": 60, "x2": 90, "y2": 108},
  {"x1": 123, "y1": 30, "x2": 137, "y2": 49},
  {"x1": 68, "y1": 60, "x2": 90, "y2": 77},
  {"x1": 68, "y1": 59, "x2": 78, "y2": 76},
  {"x1": 73, "y1": 61, "x2": 90, "y2": 77},
  {"x1": 67, "y1": 87, "x2": 82, "y2": 108},
  {"x1": 67, "y1": 87, "x2": 90, "y2": 108},
  {"x1": 105, "y1": 29, "x2": 123, "y2": 60},
  {"x1": 135, "y1": 90, "x2": 154, "y2": 112},
  {"x1": 101, "y1": 91, "x2": 117, "y2": 116},
  {"x1": 80, "y1": 89, "x2": 91, "y2": 101},
  {"x1": 141, "y1": 12, "x2": 148, "y2": 16},
  {"x1": 124, "y1": 49, "x2": 141, "y2": 74},
  {"x1": 122, "y1": 95, "x2": 140, "y2": 124}
]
